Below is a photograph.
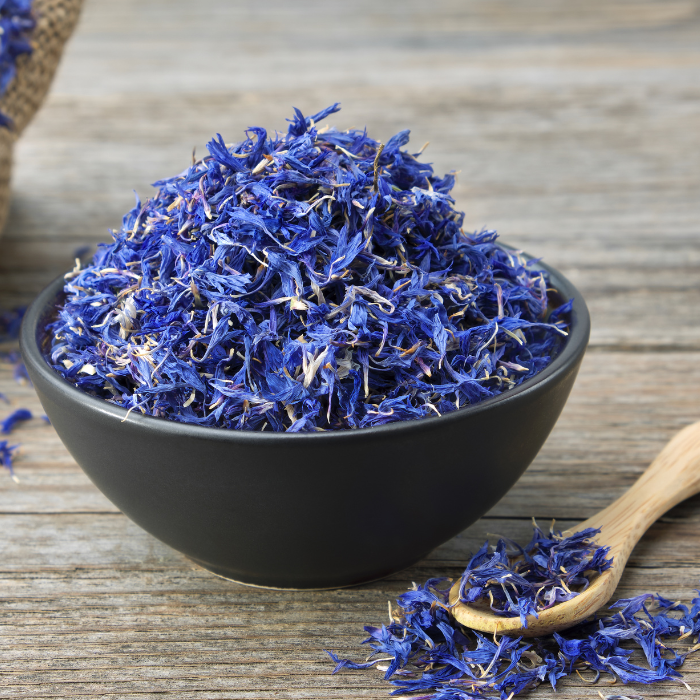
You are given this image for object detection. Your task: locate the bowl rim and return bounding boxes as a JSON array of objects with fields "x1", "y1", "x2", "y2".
[{"x1": 21, "y1": 253, "x2": 590, "y2": 444}]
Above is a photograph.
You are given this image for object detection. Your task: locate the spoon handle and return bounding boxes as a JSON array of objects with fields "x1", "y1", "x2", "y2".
[{"x1": 580, "y1": 420, "x2": 700, "y2": 560}]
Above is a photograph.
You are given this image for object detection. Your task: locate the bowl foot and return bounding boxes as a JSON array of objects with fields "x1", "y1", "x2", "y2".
[{"x1": 186, "y1": 556, "x2": 413, "y2": 591}]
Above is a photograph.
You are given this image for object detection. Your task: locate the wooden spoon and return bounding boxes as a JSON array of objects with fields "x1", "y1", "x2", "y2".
[{"x1": 449, "y1": 420, "x2": 700, "y2": 637}]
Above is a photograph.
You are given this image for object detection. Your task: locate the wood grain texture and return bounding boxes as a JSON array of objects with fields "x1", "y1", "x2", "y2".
[{"x1": 1, "y1": 0, "x2": 700, "y2": 696}]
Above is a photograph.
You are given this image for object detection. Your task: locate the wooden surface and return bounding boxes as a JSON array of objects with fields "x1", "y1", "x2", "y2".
[{"x1": 1, "y1": 0, "x2": 700, "y2": 696}]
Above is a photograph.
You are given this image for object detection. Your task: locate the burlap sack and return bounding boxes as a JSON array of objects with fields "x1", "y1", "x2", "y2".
[{"x1": 0, "y1": 0, "x2": 83, "y2": 235}]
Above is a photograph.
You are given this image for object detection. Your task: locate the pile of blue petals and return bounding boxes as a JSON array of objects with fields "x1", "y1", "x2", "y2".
[
  {"x1": 0, "y1": 0, "x2": 35, "y2": 128},
  {"x1": 457, "y1": 523, "x2": 613, "y2": 628},
  {"x1": 48, "y1": 104, "x2": 571, "y2": 432},
  {"x1": 328, "y1": 537, "x2": 700, "y2": 698}
]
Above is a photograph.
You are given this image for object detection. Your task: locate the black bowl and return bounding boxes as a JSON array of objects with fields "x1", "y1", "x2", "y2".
[{"x1": 21, "y1": 263, "x2": 589, "y2": 589}]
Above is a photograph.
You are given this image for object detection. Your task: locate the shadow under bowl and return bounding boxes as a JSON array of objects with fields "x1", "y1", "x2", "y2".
[{"x1": 20, "y1": 263, "x2": 589, "y2": 589}]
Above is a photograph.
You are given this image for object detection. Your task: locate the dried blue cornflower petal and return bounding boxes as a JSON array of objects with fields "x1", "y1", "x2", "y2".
[
  {"x1": 0, "y1": 307, "x2": 27, "y2": 382},
  {"x1": 47, "y1": 105, "x2": 571, "y2": 432},
  {"x1": 0, "y1": 307, "x2": 24, "y2": 342},
  {"x1": 327, "y1": 533, "x2": 700, "y2": 698},
  {"x1": 0, "y1": 407, "x2": 32, "y2": 433},
  {"x1": 456, "y1": 522, "x2": 613, "y2": 627},
  {"x1": 0, "y1": 307, "x2": 31, "y2": 478},
  {"x1": 0, "y1": 439, "x2": 18, "y2": 475},
  {"x1": 0, "y1": 0, "x2": 36, "y2": 128}
]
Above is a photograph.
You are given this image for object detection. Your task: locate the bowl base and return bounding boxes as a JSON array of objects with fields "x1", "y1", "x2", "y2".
[{"x1": 187, "y1": 556, "x2": 407, "y2": 591}]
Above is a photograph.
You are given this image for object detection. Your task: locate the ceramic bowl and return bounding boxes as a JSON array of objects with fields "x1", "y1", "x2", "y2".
[{"x1": 21, "y1": 261, "x2": 589, "y2": 589}]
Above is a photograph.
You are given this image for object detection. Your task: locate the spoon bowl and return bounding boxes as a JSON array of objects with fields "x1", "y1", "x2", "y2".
[{"x1": 449, "y1": 420, "x2": 700, "y2": 636}]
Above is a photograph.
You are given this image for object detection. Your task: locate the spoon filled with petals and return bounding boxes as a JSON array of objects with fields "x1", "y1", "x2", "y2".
[{"x1": 449, "y1": 420, "x2": 700, "y2": 637}]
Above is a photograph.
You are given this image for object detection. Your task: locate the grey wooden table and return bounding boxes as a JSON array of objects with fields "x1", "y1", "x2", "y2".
[{"x1": 1, "y1": 1, "x2": 700, "y2": 697}]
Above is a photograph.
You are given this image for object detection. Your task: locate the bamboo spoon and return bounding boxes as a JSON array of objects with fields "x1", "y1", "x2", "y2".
[{"x1": 449, "y1": 420, "x2": 700, "y2": 637}]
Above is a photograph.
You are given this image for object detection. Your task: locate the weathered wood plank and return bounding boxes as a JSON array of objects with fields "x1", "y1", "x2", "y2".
[
  {"x1": 2, "y1": 513, "x2": 700, "y2": 698},
  {"x1": 3, "y1": 512, "x2": 700, "y2": 575},
  {"x1": 1, "y1": 0, "x2": 700, "y2": 697}
]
